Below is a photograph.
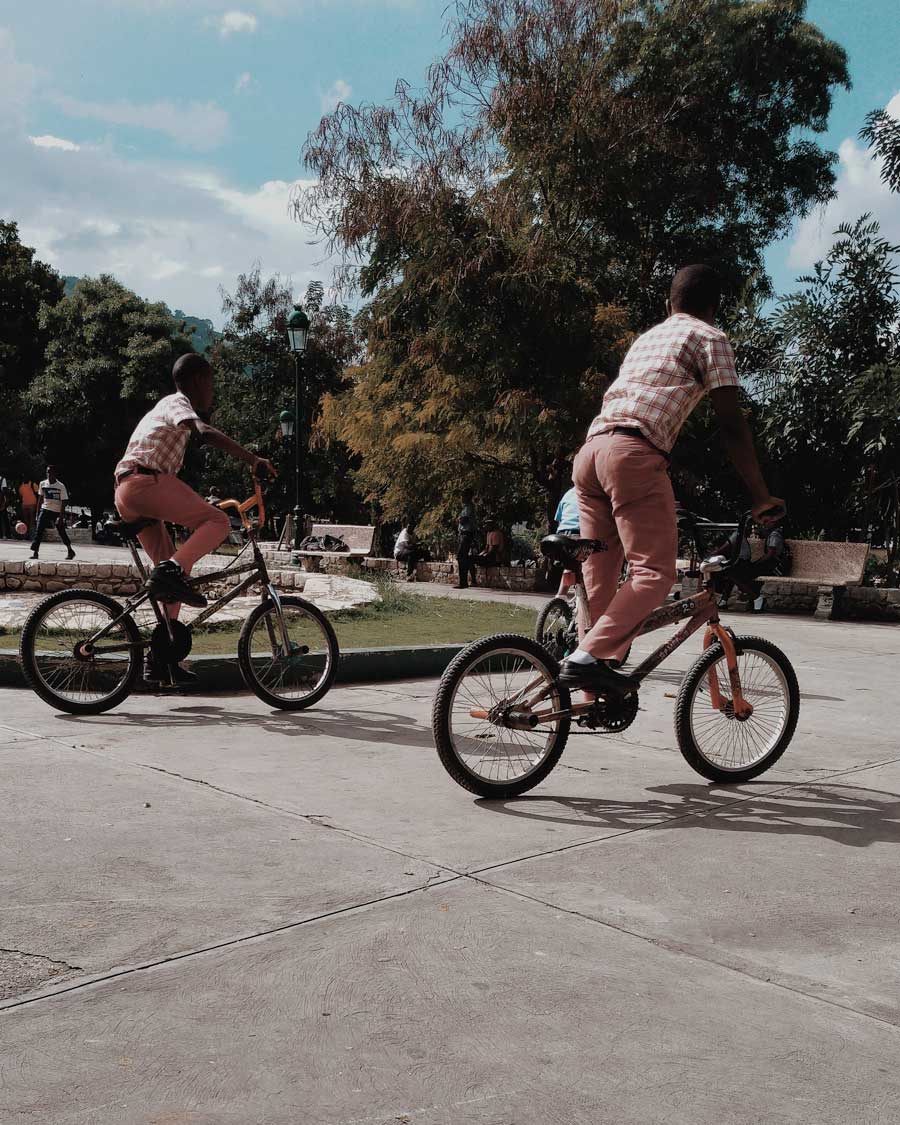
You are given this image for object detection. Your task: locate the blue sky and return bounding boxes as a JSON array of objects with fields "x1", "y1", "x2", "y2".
[{"x1": 1, "y1": 0, "x2": 898, "y2": 324}]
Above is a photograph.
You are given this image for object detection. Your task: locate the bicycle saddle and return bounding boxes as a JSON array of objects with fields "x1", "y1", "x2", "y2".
[
  {"x1": 540, "y1": 535, "x2": 608, "y2": 565},
  {"x1": 105, "y1": 515, "x2": 158, "y2": 540}
]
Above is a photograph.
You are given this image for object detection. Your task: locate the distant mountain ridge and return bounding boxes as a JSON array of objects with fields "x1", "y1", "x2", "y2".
[{"x1": 63, "y1": 276, "x2": 218, "y2": 354}]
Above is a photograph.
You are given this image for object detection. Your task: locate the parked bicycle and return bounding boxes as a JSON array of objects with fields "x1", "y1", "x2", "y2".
[
  {"x1": 20, "y1": 473, "x2": 339, "y2": 715},
  {"x1": 432, "y1": 509, "x2": 799, "y2": 796}
]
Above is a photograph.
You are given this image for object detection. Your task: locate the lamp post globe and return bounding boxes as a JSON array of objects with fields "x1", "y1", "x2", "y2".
[
  {"x1": 279, "y1": 410, "x2": 295, "y2": 439},
  {"x1": 286, "y1": 304, "x2": 310, "y2": 553}
]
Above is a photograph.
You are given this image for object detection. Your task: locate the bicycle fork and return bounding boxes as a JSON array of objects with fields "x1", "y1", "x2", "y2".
[{"x1": 704, "y1": 623, "x2": 753, "y2": 719}]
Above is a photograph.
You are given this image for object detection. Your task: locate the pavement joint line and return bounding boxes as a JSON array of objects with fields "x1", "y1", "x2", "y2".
[
  {"x1": 462, "y1": 872, "x2": 900, "y2": 1033},
  {"x1": 461, "y1": 752, "x2": 900, "y2": 880},
  {"x1": 0, "y1": 871, "x2": 464, "y2": 1014}
]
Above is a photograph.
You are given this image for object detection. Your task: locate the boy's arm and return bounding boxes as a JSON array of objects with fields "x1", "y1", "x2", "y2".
[
  {"x1": 188, "y1": 421, "x2": 276, "y2": 478},
  {"x1": 709, "y1": 387, "x2": 783, "y2": 525}
]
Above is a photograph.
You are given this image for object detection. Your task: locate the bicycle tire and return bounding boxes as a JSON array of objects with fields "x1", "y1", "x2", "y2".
[
  {"x1": 534, "y1": 596, "x2": 574, "y2": 661},
  {"x1": 432, "y1": 632, "x2": 571, "y2": 798},
  {"x1": 675, "y1": 635, "x2": 799, "y2": 783},
  {"x1": 237, "y1": 595, "x2": 339, "y2": 710},
  {"x1": 20, "y1": 588, "x2": 142, "y2": 715}
]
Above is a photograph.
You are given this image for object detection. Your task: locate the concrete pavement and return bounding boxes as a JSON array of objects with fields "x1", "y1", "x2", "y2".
[{"x1": 2, "y1": 613, "x2": 900, "y2": 1122}]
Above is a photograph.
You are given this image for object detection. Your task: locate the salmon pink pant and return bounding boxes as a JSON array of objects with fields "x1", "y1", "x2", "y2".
[
  {"x1": 572, "y1": 432, "x2": 677, "y2": 661},
  {"x1": 114, "y1": 473, "x2": 231, "y2": 619}
]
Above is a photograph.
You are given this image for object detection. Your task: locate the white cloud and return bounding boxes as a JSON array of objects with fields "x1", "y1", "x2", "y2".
[
  {"x1": 789, "y1": 91, "x2": 900, "y2": 269},
  {"x1": 54, "y1": 94, "x2": 229, "y2": 150},
  {"x1": 216, "y1": 10, "x2": 258, "y2": 36},
  {"x1": 320, "y1": 79, "x2": 352, "y2": 113},
  {"x1": 234, "y1": 71, "x2": 254, "y2": 93},
  {"x1": 29, "y1": 134, "x2": 81, "y2": 151},
  {"x1": 0, "y1": 30, "x2": 333, "y2": 327}
]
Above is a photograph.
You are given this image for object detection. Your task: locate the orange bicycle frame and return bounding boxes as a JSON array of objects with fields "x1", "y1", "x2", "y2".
[{"x1": 215, "y1": 479, "x2": 266, "y2": 532}]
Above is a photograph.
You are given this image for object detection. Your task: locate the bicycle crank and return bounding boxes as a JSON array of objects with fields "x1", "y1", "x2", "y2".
[{"x1": 576, "y1": 692, "x2": 639, "y2": 733}]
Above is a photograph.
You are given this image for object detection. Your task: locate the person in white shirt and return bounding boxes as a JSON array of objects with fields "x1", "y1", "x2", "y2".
[
  {"x1": 394, "y1": 523, "x2": 421, "y2": 581},
  {"x1": 30, "y1": 465, "x2": 75, "y2": 560}
]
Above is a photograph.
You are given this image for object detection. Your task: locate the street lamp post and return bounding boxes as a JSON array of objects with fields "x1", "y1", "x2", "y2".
[{"x1": 286, "y1": 304, "x2": 310, "y2": 552}]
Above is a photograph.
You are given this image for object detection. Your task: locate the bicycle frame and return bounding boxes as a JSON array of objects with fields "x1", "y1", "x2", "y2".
[{"x1": 76, "y1": 480, "x2": 292, "y2": 659}]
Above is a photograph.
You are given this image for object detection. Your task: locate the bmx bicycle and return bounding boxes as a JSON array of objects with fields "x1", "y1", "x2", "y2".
[
  {"x1": 432, "y1": 509, "x2": 799, "y2": 796},
  {"x1": 19, "y1": 472, "x2": 339, "y2": 715}
]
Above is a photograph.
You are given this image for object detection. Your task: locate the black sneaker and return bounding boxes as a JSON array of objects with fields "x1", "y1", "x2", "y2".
[
  {"x1": 147, "y1": 560, "x2": 207, "y2": 608},
  {"x1": 66, "y1": 550, "x2": 76, "y2": 560},
  {"x1": 558, "y1": 658, "x2": 638, "y2": 696}
]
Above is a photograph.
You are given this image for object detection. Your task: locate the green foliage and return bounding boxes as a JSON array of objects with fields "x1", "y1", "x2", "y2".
[
  {"x1": 300, "y1": 0, "x2": 849, "y2": 532},
  {"x1": 24, "y1": 275, "x2": 194, "y2": 510},
  {"x1": 0, "y1": 221, "x2": 64, "y2": 478},
  {"x1": 758, "y1": 216, "x2": 900, "y2": 544},
  {"x1": 206, "y1": 268, "x2": 364, "y2": 523}
]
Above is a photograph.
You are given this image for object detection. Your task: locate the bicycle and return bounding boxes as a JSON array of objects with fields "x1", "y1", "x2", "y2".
[
  {"x1": 19, "y1": 473, "x2": 339, "y2": 715},
  {"x1": 432, "y1": 509, "x2": 799, "y2": 796}
]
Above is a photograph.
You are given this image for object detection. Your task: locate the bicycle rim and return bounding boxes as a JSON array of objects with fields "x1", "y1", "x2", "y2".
[
  {"x1": 688, "y1": 649, "x2": 791, "y2": 772},
  {"x1": 446, "y1": 646, "x2": 565, "y2": 787},
  {"x1": 242, "y1": 601, "x2": 334, "y2": 704},
  {"x1": 27, "y1": 599, "x2": 136, "y2": 708}
]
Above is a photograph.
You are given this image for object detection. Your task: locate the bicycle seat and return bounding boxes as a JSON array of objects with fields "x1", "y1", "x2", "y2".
[
  {"x1": 540, "y1": 535, "x2": 608, "y2": 566},
  {"x1": 105, "y1": 516, "x2": 158, "y2": 540}
]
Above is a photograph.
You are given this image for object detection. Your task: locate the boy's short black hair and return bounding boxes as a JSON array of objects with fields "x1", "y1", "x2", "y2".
[
  {"x1": 173, "y1": 353, "x2": 211, "y2": 388},
  {"x1": 670, "y1": 265, "x2": 722, "y2": 316}
]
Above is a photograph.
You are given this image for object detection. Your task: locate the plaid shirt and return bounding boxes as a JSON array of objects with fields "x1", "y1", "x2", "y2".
[
  {"x1": 588, "y1": 314, "x2": 740, "y2": 453},
  {"x1": 115, "y1": 392, "x2": 200, "y2": 478}
]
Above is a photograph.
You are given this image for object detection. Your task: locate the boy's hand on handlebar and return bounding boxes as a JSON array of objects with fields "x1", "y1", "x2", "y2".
[
  {"x1": 253, "y1": 457, "x2": 277, "y2": 480},
  {"x1": 751, "y1": 496, "x2": 786, "y2": 526}
]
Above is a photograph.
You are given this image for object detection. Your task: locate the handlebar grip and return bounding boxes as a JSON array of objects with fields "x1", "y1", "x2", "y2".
[
  {"x1": 254, "y1": 463, "x2": 272, "y2": 482},
  {"x1": 757, "y1": 503, "x2": 786, "y2": 520}
]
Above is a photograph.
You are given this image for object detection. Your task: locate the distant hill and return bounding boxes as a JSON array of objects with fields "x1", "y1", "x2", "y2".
[{"x1": 62, "y1": 276, "x2": 218, "y2": 354}]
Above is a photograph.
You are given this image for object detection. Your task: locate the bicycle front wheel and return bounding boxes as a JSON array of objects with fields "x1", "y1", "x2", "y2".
[
  {"x1": 238, "y1": 595, "x2": 338, "y2": 710},
  {"x1": 432, "y1": 633, "x2": 571, "y2": 798},
  {"x1": 20, "y1": 588, "x2": 142, "y2": 715},
  {"x1": 675, "y1": 635, "x2": 799, "y2": 782}
]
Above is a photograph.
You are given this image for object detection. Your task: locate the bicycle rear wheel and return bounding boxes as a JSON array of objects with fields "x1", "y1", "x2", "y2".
[
  {"x1": 238, "y1": 595, "x2": 338, "y2": 710},
  {"x1": 675, "y1": 635, "x2": 799, "y2": 782},
  {"x1": 534, "y1": 596, "x2": 575, "y2": 661},
  {"x1": 432, "y1": 633, "x2": 571, "y2": 797},
  {"x1": 20, "y1": 589, "x2": 142, "y2": 715}
]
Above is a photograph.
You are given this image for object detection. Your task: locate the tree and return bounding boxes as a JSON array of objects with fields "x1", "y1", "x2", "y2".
[
  {"x1": 208, "y1": 269, "x2": 363, "y2": 525},
  {"x1": 758, "y1": 216, "x2": 900, "y2": 543},
  {"x1": 25, "y1": 276, "x2": 194, "y2": 515},
  {"x1": 298, "y1": 0, "x2": 849, "y2": 530},
  {"x1": 0, "y1": 221, "x2": 64, "y2": 479}
]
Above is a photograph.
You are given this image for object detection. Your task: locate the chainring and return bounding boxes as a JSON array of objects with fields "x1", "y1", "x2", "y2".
[
  {"x1": 576, "y1": 691, "x2": 639, "y2": 733},
  {"x1": 150, "y1": 620, "x2": 193, "y2": 664}
]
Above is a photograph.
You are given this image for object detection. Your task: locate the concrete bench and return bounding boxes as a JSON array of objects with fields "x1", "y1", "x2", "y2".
[
  {"x1": 36, "y1": 527, "x2": 92, "y2": 544},
  {"x1": 294, "y1": 523, "x2": 377, "y2": 572},
  {"x1": 749, "y1": 538, "x2": 869, "y2": 619}
]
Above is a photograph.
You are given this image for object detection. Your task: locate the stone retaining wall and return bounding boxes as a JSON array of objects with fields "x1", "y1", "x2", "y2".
[{"x1": 0, "y1": 558, "x2": 307, "y2": 600}]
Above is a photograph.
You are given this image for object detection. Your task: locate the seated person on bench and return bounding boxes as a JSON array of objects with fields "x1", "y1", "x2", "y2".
[{"x1": 473, "y1": 520, "x2": 506, "y2": 567}]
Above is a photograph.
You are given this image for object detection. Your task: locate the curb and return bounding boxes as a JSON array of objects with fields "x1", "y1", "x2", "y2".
[{"x1": 0, "y1": 644, "x2": 465, "y2": 692}]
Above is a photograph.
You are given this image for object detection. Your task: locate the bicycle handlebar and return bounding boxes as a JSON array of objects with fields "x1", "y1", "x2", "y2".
[{"x1": 214, "y1": 472, "x2": 267, "y2": 531}]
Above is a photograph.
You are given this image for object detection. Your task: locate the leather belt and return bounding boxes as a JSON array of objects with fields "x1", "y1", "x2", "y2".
[{"x1": 116, "y1": 466, "x2": 159, "y2": 483}]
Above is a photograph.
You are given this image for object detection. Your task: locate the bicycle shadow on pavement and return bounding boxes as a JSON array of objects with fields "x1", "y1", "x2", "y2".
[
  {"x1": 55, "y1": 704, "x2": 435, "y2": 750},
  {"x1": 476, "y1": 781, "x2": 900, "y2": 848}
]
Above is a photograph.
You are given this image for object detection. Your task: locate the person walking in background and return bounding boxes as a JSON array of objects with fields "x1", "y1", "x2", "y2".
[
  {"x1": 454, "y1": 489, "x2": 478, "y2": 589},
  {"x1": 394, "y1": 521, "x2": 421, "y2": 581},
  {"x1": 30, "y1": 465, "x2": 75, "y2": 560},
  {"x1": 18, "y1": 478, "x2": 39, "y2": 536},
  {"x1": 0, "y1": 475, "x2": 12, "y2": 539}
]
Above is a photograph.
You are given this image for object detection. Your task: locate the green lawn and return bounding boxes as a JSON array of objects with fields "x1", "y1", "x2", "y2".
[
  {"x1": 0, "y1": 585, "x2": 539, "y2": 655},
  {"x1": 187, "y1": 593, "x2": 537, "y2": 654}
]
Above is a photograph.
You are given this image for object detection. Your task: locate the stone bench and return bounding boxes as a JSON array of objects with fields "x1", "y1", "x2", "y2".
[
  {"x1": 294, "y1": 523, "x2": 377, "y2": 572},
  {"x1": 748, "y1": 538, "x2": 869, "y2": 619},
  {"x1": 34, "y1": 527, "x2": 93, "y2": 544}
]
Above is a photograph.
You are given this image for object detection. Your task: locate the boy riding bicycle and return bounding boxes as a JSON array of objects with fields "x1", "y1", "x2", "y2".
[
  {"x1": 114, "y1": 353, "x2": 275, "y2": 681},
  {"x1": 561, "y1": 265, "x2": 783, "y2": 696}
]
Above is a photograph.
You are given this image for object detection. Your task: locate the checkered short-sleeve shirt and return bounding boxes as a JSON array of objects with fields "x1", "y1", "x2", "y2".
[
  {"x1": 587, "y1": 314, "x2": 740, "y2": 453},
  {"x1": 115, "y1": 392, "x2": 200, "y2": 478}
]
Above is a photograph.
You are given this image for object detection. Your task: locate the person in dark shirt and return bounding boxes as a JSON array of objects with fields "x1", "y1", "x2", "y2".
[
  {"x1": 454, "y1": 490, "x2": 477, "y2": 589},
  {"x1": 717, "y1": 522, "x2": 790, "y2": 612}
]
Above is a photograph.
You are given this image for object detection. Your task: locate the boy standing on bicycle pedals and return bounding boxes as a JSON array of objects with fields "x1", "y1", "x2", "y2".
[
  {"x1": 560, "y1": 264, "x2": 783, "y2": 696},
  {"x1": 114, "y1": 353, "x2": 276, "y2": 684}
]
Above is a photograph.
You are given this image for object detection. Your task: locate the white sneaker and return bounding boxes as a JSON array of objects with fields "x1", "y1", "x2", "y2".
[{"x1": 753, "y1": 595, "x2": 766, "y2": 613}]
